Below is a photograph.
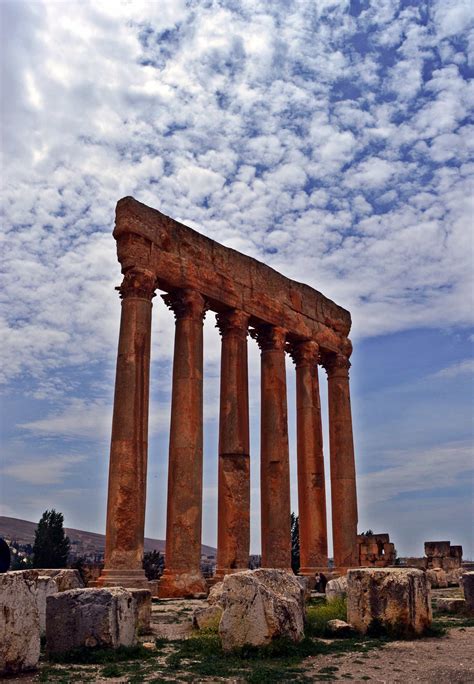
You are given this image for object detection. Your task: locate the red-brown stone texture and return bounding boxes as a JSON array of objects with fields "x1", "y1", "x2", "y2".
[{"x1": 98, "y1": 196, "x2": 358, "y2": 596}]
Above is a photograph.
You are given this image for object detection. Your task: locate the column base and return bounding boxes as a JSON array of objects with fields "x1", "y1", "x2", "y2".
[
  {"x1": 158, "y1": 569, "x2": 207, "y2": 598},
  {"x1": 94, "y1": 568, "x2": 150, "y2": 590}
]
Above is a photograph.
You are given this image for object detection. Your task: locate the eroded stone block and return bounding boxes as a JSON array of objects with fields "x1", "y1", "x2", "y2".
[
  {"x1": 217, "y1": 569, "x2": 305, "y2": 651},
  {"x1": 36, "y1": 575, "x2": 58, "y2": 636},
  {"x1": 325, "y1": 575, "x2": 348, "y2": 602},
  {"x1": 46, "y1": 587, "x2": 138, "y2": 655},
  {"x1": 0, "y1": 570, "x2": 40, "y2": 675},
  {"x1": 347, "y1": 568, "x2": 431, "y2": 637}
]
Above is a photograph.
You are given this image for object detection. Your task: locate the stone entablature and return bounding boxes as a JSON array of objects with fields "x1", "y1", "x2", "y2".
[
  {"x1": 114, "y1": 197, "x2": 352, "y2": 355},
  {"x1": 97, "y1": 197, "x2": 359, "y2": 597}
]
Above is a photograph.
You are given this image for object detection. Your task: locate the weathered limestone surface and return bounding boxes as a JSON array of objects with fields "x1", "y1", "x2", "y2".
[
  {"x1": 327, "y1": 619, "x2": 353, "y2": 636},
  {"x1": 38, "y1": 568, "x2": 84, "y2": 592},
  {"x1": 159, "y1": 290, "x2": 207, "y2": 598},
  {"x1": 217, "y1": 569, "x2": 305, "y2": 651},
  {"x1": 326, "y1": 575, "x2": 348, "y2": 602},
  {"x1": 214, "y1": 310, "x2": 250, "y2": 581},
  {"x1": 46, "y1": 588, "x2": 138, "y2": 655},
  {"x1": 436, "y1": 598, "x2": 468, "y2": 614},
  {"x1": 426, "y1": 568, "x2": 448, "y2": 589},
  {"x1": 462, "y1": 572, "x2": 474, "y2": 612},
  {"x1": 193, "y1": 604, "x2": 224, "y2": 630},
  {"x1": 130, "y1": 589, "x2": 152, "y2": 633},
  {"x1": 255, "y1": 325, "x2": 292, "y2": 570},
  {"x1": 347, "y1": 568, "x2": 432, "y2": 636},
  {"x1": 0, "y1": 570, "x2": 40, "y2": 675},
  {"x1": 291, "y1": 340, "x2": 328, "y2": 575},
  {"x1": 37, "y1": 575, "x2": 58, "y2": 636}
]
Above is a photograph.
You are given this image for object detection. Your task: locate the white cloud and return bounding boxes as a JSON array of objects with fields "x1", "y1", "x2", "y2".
[
  {"x1": 358, "y1": 442, "x2": 473, "y2": 506},
  {"x1": 431, "y1": 358, "x2": 474, "y2": 379},
  {"x1": 2, "y1": 455, "x2": 87, "y2": 486}
]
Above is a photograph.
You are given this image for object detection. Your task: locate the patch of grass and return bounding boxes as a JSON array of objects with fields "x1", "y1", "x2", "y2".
[
  {"x1": 101, "y1": 663, "x2": 122, "y2": 677},
  {"x1": 49, "y1": 643, "x2": 157, "y2": 665},
  {"x1": 306, "y1": 597, "x2": 347, "y2": 637}
]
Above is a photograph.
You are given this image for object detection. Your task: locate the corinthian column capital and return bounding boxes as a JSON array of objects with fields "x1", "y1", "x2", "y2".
[
  {"x1": 215, "y1": 309, "x2": 249, "y2": 339},
  {"x1": 251, "y1": 324, "x2": 287, "y2": 352},
  {"x1": 162, "y1": 289, "x2": 207, "y2": 322},
  {"x1": 116, "y1": 269, "x2": 156, "y2": 301},
  {"x1": 322, "y1": 352, "x2": 351, "y2": 377},
  {"x1": 288, "y1": 339, "x2": 320, "y2": 368}
]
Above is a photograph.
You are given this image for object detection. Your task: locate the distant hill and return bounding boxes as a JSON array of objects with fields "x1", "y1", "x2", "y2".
[{"x1": 0, "y1": 516, "x2": 216, "y2": 557}]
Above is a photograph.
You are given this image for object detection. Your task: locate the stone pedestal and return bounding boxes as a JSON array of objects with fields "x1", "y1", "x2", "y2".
[
  {"x1": 290, "y1": 341, "x2": 328, "y2": 576},
  {"x1": 323, "y1": 353, "x2": 358, "y2": 570},
  {"x1": 214, "y1": 310, "x2": 250, "y2": 581},
  {"x1": 254, "y1": 325, "x2": 291, "y2": 571},
  {"x1": 159, "y1": 290, "x2": 207, "y2": 597},
  {"x1": 98, "y1": 269, "x2": 155, "y2": 589}
]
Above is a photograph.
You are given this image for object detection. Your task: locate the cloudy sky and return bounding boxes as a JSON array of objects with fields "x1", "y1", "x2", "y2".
[{"x1": 1, "y1": 0, "x2": 473, "y2": 559}]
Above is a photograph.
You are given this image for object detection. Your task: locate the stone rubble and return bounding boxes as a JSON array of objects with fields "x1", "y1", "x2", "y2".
[{"x1": 325, "y1": 575, "x2": 348, "y2": 602}]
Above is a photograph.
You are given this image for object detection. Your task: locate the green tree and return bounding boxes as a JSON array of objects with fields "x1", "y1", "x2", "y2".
[
  {"x1": 32, "y1": 510, "x2": 70, "y2": 568},
  {"x1": 291, "y1": 512, "x2": 300, "y2": 574}
]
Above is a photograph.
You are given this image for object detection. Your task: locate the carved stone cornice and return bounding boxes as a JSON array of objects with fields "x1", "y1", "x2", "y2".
[
  {"x1": 116, "y1": 269, "x2": 156, "y2": 301},
  {"x1": 321, "y1": 352, "x2": 351, "y2": 377},
  {"x1": 251, "y1": 324, "x2": 287, "y2": 352},
  {"x1": 162, "y1": 289, "x2": 207, "y2": 322},
  {"x1": 288, "y1": 340, "x2": 320, "y2": 368},
  {"x1": 215, "y1": 309, "x2": 249, "y2": 339}
]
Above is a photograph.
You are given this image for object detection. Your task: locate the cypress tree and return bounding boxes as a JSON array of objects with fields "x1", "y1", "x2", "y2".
[{"x1": 32, "y1": 509, "x2": 70, "y2": 568}]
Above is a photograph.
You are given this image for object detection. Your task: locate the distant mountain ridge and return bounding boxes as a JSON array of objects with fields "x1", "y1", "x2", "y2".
[{"x1": 0, "y1": 516, "x2": 216, "y2": 557}]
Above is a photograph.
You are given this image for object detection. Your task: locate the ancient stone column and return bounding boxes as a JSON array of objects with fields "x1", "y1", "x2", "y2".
[
  {"x1": 214, "y1": 310, "x2": 251, "y2": 581},
  {"x1": 289, "y1": 340, "x2": 328, "y2": 576},
  {"x1": 323, "y1": 352, "x2": 358, "y2": 570},
  {"x1": 158, "y1": 289, "x2": 207, "y2": 597},
  {"x1": 98, "y1": 268, "x2": 155, "y2": 589},
  {"x1": 254, "y1": 325, "x2": 291, "y2": 570}
]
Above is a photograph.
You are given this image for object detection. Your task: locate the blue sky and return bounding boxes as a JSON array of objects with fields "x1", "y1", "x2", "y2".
[{"x1": 1, "y1": 0, "x2": 473, "y2": 558}]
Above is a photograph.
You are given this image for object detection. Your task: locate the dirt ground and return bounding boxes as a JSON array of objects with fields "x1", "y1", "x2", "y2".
[{"x1": 5, "y1": 589, "x2": 474, "y2": 683}]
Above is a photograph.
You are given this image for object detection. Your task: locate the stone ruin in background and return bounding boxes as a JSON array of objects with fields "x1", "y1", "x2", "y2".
[
  {"x1": 357, "y1": 533, "x2": 396, "y2": 567},
  {"x1": 405, "y1": 540, "x2": 463, "y2": 571},
  {"x1": 94, "y1": 196, "x2": 359, "y2": 597}
]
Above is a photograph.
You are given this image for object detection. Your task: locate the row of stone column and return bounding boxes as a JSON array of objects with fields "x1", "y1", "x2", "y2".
[{"x1": 98, "y1": 270, "x2": 358, "y2": 594}]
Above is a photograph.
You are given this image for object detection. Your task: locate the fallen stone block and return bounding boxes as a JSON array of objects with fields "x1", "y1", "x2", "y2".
[
  {"x1": 326, "y1": 619, "x2": 353, "y2": 637},
  {"x1": 218, "y1": 569, "x2": 305, "y2": 651},
  {"x1": 0, "y1": 570, "x2": 40, "y2": 675},
  {"x1": 193, "y1": 604, "x2": 223, "y2": 630},
  {"x1": 426, "y1": 568, "x2": 448, "y2": 588},
  {"x1": 436, "y1": 598, "x2": 468, "y2": 614},
  {"x1": 325, "y1": 575, "x2": 348, "y2": 602},
  {"x1": 36, "y1": 575, "x2": 58, "y2": 636},
  {"x1": 347, "y1": 568, "x2": 432, "y2": 637},
  {"x1": 46, "y1": 587, "x2": 138, "y2": 655},
  {"x1": 37, "y1": 568, "x2": 84, "y2": 592},
  {"x1": 208, "y1": 581, "x2": 224, "y2": 605},
  {"x1": 130, "y1": 589, "x2": 152, "y2": 633},
  {"x1": 462, "y1": 571, "x2": 474, "y2": 612}
]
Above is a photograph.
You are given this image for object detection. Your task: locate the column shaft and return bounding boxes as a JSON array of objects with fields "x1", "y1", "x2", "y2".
[
  {"x1": 255, "y1": 325, "x2": 291, "y2": 570},
  {"x1": 214, "y1": 310, "x2": 250, "y2": 580},
  {"x1": 159, "y1": 289, "x2": 207, "y2": 597},
  {"x1": 291, "y1": 341, "x2": 328, "y2": 574},
  {"x1": 324, "y1": 353, "x2": 358, "y2": 569},
  {"x1": 99, "y1": 269, "x2": 155, "y2": 589}
]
